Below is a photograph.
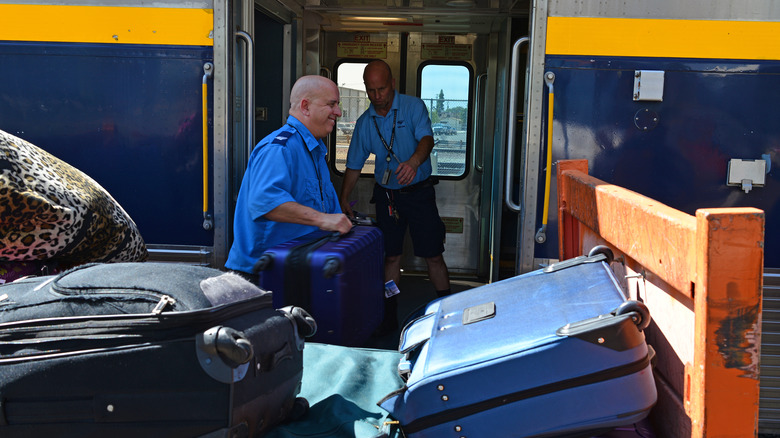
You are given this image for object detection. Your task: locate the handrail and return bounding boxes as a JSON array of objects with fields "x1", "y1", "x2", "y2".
[
  {"x1": 473, "y1": 72, "x2": 487, "y2": 172},
  {"x1": 201, "y1": 62, "x2": 214, "y2": 231},
  {"x1": 504, "y1": 37, "x2": 529, "y2": 212},
  {"x1": 236, "y1": 31, "x2": 254, "y2": 160},
  {"x1": 534, "y1": 72, "x2": 555, "y2": 243}
]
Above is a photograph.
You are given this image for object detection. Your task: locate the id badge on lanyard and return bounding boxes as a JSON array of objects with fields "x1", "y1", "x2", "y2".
[
  {"x1": 373, "y1": 110, "x2": 398, "y2": 186},
  {"x1": 381, "y1": 154, "x2": 392, "y2": 185}
]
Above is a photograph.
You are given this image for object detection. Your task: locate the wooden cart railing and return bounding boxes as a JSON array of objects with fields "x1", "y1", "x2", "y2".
[{"x1": 556, "y1": 159, "x2": 764, "y2": 437}]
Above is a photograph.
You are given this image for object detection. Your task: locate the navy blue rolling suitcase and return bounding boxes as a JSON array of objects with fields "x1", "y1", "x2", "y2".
[
  {"x1": 379, "y1": 251, "x2": 657, "y2": 438},
  {"x1": 254, "y1": 225, "x2": 384, "y2": 347},
  {"x1": 0, "y1": 263, "x2": 316, "y2": 438}
]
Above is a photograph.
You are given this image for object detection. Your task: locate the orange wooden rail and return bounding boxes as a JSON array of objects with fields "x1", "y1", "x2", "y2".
[{"x1": 557, "y1": 159, "x2": 764, "y2": 438}]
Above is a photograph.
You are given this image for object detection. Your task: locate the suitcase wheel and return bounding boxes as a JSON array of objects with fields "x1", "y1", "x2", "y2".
[
  {"x1": 615, "y1": 300, "x2": 651, "y2": 331},
  {"x1": 288, "y1": 397, "x2": 310, "y2": 421},
  {"x1": 322, "y1": 257, "x2": 341, "y2": 278},
  {"x1": 253, "y1": 253, "x2": 274, "y2": 272},
  {"x1": 282, "y1": 306, "x2": 318, "y2": 338},
  {"x1": 215, "y1": 326, "x2": 255, "y2": 367},
  {"x1": 588, "y1": 245, "x2": 614, "y2": 264}
]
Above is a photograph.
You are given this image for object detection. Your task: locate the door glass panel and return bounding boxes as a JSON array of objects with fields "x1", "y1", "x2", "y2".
[
  {"x1": 334, "y1": 62, "x2": 471, "y2": 178},
  {"x1": 334, "y1": 62, "x2": 371, "y2": 174},
  {"x1": 421, "y1": 64, "x2": 470, "y2": 178}
]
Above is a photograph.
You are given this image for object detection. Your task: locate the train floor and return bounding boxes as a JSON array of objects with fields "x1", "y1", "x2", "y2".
[{"x1": 362, "y1": 274, "x2": 485, "y2": 351}]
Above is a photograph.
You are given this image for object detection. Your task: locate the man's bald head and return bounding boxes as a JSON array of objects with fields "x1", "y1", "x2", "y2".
[
  {"x1": 290, "y1": 75, "x2": 335, "y2": 112},
  {"x1": 288, "y1": 75, "x2": 342, "y2": 139}
]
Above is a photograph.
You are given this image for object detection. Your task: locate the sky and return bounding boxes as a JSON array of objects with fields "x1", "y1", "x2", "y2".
[{"x1": 337, "y1": 63, "x2": 470, "y2": 102}]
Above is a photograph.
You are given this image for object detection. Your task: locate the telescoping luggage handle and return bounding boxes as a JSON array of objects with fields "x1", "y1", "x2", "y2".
[{"x1": 543, "y1": 245, "x2": 614, "y2": 273}]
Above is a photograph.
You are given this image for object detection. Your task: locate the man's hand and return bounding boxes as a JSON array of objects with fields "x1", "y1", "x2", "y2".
[
  {"x1": 339, "y1": 199, "x2": 355, "y2": 218},
  {"x1": 339, "y1": 168, "x2": 361, "y2": 217},
  {"x1": 319, "y1": 213, "x2": 353, "y2": 234},
  {"x1": 395, "y1": 136, "x2": 433, "y2": 187},
  {"x1": 266, "y1": 202, "x2": 352, "y2": 235},
  {"x1": 395, "y1": 159, "x2": 419, "y2": 186}
]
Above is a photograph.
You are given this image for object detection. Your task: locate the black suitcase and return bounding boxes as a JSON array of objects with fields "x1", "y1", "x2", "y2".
[{"x1": 0, "y1": 262, "x2": 316, "y2": 438}]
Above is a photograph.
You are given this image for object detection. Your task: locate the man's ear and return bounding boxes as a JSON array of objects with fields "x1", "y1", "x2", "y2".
[{"x1": 300, "y1": 98, "x2": 310, "y2": 116}]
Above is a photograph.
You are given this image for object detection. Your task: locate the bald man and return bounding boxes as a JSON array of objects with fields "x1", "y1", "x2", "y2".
[{"x1": 226, "y1": 75, "x2": 352, "y2": 280}]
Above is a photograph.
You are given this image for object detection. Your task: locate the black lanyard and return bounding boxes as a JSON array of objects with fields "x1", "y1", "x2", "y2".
[{"x1": 372, "y1": 109, "x2": 401, "y2": 164}]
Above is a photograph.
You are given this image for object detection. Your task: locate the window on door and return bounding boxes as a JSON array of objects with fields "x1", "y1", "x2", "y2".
[
  {"x1": 332, "y1": 61, "x2": 472, "y2": 179},
  {"x1": 333, "y1": 62, "x2": 370, "y2": 174},
  {"x1": 420, "y1": 63, "x2": 472, "y2": 178}
]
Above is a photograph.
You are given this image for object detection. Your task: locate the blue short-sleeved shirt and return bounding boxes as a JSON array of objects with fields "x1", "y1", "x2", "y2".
[
  {"x1": 225, "y1": 116, "x2": 341, "y2": 274},
  {"x1": 345, "y1": 91, "x2": 434, "y2": 189}
]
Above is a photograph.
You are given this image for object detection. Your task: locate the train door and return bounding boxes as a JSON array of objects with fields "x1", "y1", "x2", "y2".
[
  {"x1": 320, "y1": 32, "x2": 497, "y2": 280},
  {"x1": 212, "y1": 0, "x2": 295, "y2": 266}
]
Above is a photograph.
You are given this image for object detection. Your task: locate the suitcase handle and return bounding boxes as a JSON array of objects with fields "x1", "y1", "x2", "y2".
[{"x1": 398, "y1": 312, "x2": 437, "y2": 354}]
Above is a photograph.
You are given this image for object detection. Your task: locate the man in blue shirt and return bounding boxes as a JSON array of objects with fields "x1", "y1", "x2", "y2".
[
  {"x1": 339, "y1": 60, "x2": 451, "y2": 334},
  {"x1": 226, "y1": 75, "x2": 352, "y2": 279}
]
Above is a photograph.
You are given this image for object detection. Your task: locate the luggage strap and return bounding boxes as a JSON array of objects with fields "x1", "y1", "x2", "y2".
[
  {"x1": 401, "y1": 347, "x2": 655, "y2": 434},
  {"x1": 283, "y1": 232, "x2": 340, "y2": 310}
]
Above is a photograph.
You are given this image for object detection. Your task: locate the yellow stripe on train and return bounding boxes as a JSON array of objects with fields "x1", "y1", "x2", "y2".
[
  {"x1": 0, "y1": 5, "x2": 213, "y2": 46},
  {"x1": 547, "y1": 16, "x2": 780, "y2": 61}
]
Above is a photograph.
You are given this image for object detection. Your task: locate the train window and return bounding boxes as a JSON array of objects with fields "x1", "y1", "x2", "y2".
[
  {"x1": 333, "y1": 61, "x2": 471, "y2": 179},
  {"x1": 334, "y1": 62, "x2": 372, "y2": 174},
  {"x1": 420, "y1": 63, "x2": 471, "y2": 178}
]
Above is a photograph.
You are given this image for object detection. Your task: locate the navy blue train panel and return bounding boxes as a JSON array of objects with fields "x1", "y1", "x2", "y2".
[
  {"x1": 0, "y1": 41, "x2": 213, "y2": 246},
  {"x1": 534, "y1": 56, "x2": 780, "y2": 266}
]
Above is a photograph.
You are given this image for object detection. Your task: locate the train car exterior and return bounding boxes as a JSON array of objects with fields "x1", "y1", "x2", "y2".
[
  {"x1": 516, "y1": 1, "x2": 779, "y2": 433},
  {"x1": 0, "y1": 0, "x2": 776, "y2": 434},
  {"x1": 0, "y1": 3, "x2": 217, "y2": 259}
]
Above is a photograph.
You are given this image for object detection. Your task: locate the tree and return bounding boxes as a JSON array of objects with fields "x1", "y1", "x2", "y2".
[{"x1": 436, "y1": 89, "x2": 445, "y2": 114}]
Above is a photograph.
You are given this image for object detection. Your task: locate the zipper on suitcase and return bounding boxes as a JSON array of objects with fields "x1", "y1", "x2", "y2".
[
  {"x1": 152, "y1": 295, "x2": 176, "y2": 314},
  {"x1": 0, "y1": 294, "x2": 273, "y2": 347},
  {"x1": 402, "y1": 350, "x2": 654, "y2": 434}
]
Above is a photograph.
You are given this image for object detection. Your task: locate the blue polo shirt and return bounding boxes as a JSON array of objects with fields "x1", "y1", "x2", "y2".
[
  {"x1": 225, "y1": 116, "x2": 341, "y2": 274},
  {"x1": 346, "y1": 91, "x2": 434, "y2": 189}
]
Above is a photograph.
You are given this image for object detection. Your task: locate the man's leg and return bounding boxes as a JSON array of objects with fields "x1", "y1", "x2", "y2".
[
  {"x1": 385, "y1": 254, "x2": 402, "y2": 286},
  {"x1": 399, "y1": 185, "x2": 450, "y2": 297},
  {"x1": 379, "y1": 254, "x2": 402, "y2": 333},
  {"x1": 425, "y1": 254, "x2": 451, "y2": 296},
  {"x1": 373, "y1": 184, "x2": 405, "y2": 336}
]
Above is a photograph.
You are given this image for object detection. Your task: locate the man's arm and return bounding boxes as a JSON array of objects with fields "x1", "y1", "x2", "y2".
[
  {"x1": 395, "y1": 135, "x2": 434, "y2": 186},
  {"x1": 338, "y1": 168, "x2": 362, "y2": 217},
  {"x1": 265, "y1": 202, "x2": 352, "y2": 234}
]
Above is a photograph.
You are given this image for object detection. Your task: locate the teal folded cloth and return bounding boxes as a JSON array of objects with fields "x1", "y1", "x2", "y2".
[{"x1": 266, "y1": 343, "x2": 405, "y2": 438}]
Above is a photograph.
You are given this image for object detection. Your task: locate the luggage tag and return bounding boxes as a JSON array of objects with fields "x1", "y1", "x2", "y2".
[{"x1": 384, "y1": 280, "x2": 400, "y2": 298}]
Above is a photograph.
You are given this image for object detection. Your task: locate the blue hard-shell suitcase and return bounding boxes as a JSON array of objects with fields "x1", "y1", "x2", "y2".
[
  {"x1": 379, "y1": 251, "x2": 657, "y2": 438},
  {"x1": 255, "y1": 225, "x2": 384, "y2": 347}
]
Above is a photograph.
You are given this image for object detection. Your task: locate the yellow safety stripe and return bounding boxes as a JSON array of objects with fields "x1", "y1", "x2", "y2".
[
  {"x1": 547, "y1": 16, "x2": 780, "y2": 61},
  {"x1": 0, "y1": 4, "x2": 213, "y2": 46}
]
